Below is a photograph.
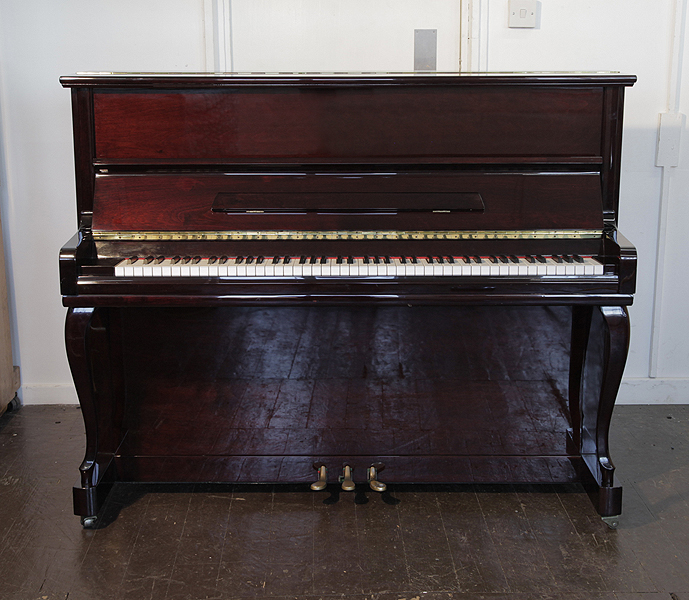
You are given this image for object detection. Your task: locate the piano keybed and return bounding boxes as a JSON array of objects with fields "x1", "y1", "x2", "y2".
[{"x1": 114, "y1": 254, "x2": 604, "y2": 278}]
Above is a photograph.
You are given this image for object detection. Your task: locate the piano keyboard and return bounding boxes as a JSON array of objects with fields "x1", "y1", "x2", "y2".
[{"x1": 114, "y1": 254, "x2": 605, "y2": 277}]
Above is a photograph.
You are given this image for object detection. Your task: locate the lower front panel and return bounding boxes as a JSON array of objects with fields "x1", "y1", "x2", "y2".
[{"x1": 111, "y1": 305, "x2": 577, "y2": 486}]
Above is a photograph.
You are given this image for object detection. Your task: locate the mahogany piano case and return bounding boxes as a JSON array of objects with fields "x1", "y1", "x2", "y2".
[{"x1": 59, "y1": 72, "x2": 636, "y2": 527}]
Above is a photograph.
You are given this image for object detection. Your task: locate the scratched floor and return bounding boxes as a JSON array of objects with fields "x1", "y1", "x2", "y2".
[{"x1": 0, "y1": 404, "x2": 687, "y2": 600}]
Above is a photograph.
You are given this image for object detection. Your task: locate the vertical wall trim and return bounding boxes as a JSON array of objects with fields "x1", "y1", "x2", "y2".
[
  {"x1": 461, "y1": 0, "x2": 487, "y2": 71},
  {"x1": 460, "y1": 0, "x2": 473, "y2": 71},
  {"x1": 649, "y1": 0, "x2": 688, "y2": 378},
  {"x1": 203, "y1": 0, "x2": 233, "y2": 72}
]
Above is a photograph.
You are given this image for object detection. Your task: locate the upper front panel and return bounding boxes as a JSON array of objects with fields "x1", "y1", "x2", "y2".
[{"x1": 93, "y1": 86, "x2": 604, "y2": 163}]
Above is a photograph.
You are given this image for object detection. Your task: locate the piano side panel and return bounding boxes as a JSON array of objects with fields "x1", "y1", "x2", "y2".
[
  {"x1": 91, "y1": 171, "x2": 604, "y2": 232},
  {"x1": 92, "y1": 86, "x2": 604, "y2": 162}
]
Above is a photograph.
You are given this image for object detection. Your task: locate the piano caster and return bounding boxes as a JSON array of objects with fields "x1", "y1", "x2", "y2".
[
  {"x1": 310, "y1": 462, "x2": 328, "y2": 491},
  {"x1": 80, "y1": 515, "x2": 98, "y2": 529},
  {"x1": 340, "y1": 464, "x2": 356, "y2": 491},
  {"x1": 368, "y1": 463, "x2": 386, "y2": 493},
  {"x1": 601, "y1": 515, "x2": 620, "y2": 529}
]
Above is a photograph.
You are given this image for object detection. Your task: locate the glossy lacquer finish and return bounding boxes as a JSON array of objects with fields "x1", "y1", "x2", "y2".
[{"x1": 60, "y1": 73, "x2": 636, "y2": 525}]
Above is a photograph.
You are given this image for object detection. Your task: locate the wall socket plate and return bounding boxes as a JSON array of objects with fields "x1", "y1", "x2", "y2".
[{"x1": 508, "y1": 0, "x2": 537, "y2": 28}]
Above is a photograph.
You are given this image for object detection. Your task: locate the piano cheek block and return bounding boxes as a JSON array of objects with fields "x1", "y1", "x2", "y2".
[{"x1": 61, "y1": 71, "x2": 635, "y2": 525}]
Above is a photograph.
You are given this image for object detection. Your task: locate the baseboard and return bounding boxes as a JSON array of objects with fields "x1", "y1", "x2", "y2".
[
  {"x1": 18, "y1": 378, "x2": 689, "y2": 406},
  {"x1": 618, "y1": 378, "x2": 689, "y2": 404},
  {"x1": 21, "y1": 384, "x2": 78, "y2": 405}
]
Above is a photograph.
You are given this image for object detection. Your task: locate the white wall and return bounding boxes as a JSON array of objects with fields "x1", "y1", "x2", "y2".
[
  {"x1": 0, "y1": 0, "x2": 207, "y2": 403},
  {"x1": 468, "y1": 0, "x2": 689, "y2": 402},
  {"x1": 228, "y1": 0, "x2": 461, "y2": 72},
  {"x1": 0, "y1": 0, "x2": 688, "y2": 404}
]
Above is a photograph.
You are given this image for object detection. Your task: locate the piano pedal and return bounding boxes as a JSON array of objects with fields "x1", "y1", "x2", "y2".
[
  {"x1": 310, "y1": 462, "x2": 328, "y2": 491},
  {"x1": 368, "y1": 463, "x2": 387, "y2": 492},
  {"x1": 340, "y1": 464, "x2": 356, "y2": 491}
]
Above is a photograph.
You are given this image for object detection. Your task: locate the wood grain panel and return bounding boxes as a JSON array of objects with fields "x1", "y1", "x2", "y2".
[
  {"x1": 91, "y1": 171, "x2": 604, "y2": 232},
  {"x1": 93, "y1": 86, "x2": 604, "y2": 162}
]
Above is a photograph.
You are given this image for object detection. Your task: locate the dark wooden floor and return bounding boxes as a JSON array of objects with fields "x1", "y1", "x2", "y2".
[{"x1": 0, "y1": 403, "x2": 687, "y2": 600}]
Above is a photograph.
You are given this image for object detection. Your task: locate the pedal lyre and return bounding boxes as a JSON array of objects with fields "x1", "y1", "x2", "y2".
[
  {"x1": 340, "y1": 464, "x2": 356, "y2": 491},
  {"x1": 368, "y1": 463, "x2": 386, "y2": 492},
  {"x1": 310, "y1": 462, "x2": 328, "y2": 491}
]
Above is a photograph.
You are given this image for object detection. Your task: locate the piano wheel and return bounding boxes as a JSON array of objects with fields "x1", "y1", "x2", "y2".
[
  {"x1": 80, "y1": 515, "x2": 98, "y2": 529},
  {"x1": 601, "y1": 515, "x2": 620, "y2": 529},
  {"x1": 6, "y1": 394, "x2": 21, "y2": 412}
]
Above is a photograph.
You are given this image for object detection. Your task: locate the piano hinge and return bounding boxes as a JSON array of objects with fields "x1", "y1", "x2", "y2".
[{"x1": 91, "y1": 229, "x2": 603, "y2": 242}]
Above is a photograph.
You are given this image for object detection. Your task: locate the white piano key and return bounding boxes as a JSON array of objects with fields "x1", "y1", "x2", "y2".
[{"x1": 432, "y1": 261, "x2": 444, "y2": 276}]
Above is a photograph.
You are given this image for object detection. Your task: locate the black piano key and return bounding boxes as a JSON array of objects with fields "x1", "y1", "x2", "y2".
[
  {"x1": 489, "y1": 256, "x2": 499, "y2": 264},
  {"x1": 384, "y1": 256, "x2": 391, "y2": 264},
  {"x1": 508, "y1": 255, "x2": 519, "y2": 263},
  {"x1": 535, "y1": 255, "x2": 546, "y2": 263},
  {"x1": 363, "y1": 256, "x2": 370, "y2": 264},
  {"x1": 498, "y1": 255, "x2": 509, "y2": 264},
  {"x1": 320, "y1": 256, "x2": 327, "y2": 264},
  {"x1": 562, "y1": 255, "x2": 574, "y2": 263},
  {"x1": 219, "y1": 256, "x2": 228, "y2": 264},
  {"x1": 236, "y1": 256, "x2": 245, "y2": 264},
  {"x1": 525, "y1": 255, "x2": 536, "y2": 263},
  {"x1": 552, "y1": 255, "x2": 563, "y2": 263},
  {"x1": 272, "y1": 256, "x2": 280, "y2": 264},
  {"x1": 208, "y1": 256, "x2": 218, "y2": 264},
  {"x1": 192, "y1": 256, "x2": 202, "y2": 264},
  {"x1": 426, "y1": 256, "x2": 434, "y2": 264},
  {"x1": 372, "y1": 256, "x2": 380, "y2": 264},
  {"x1": 283, "y1": 256, "x2": 291, "y2": 264},
  {"x1": 436, "y1": 256, "x2": 444, "y2": 264},
  {"x1": 182, "y1": 256, "x2": 192, "y2": 264},
  {"x1": 473, "y1": 256, "x2": 483, "y2": 263},
  {"x1": 400, "y1": 256, "x2": 408, "y2": 264},
  {"x1": 336, "y1": 256, "x2": 343, "y2": 264},
  {"x1": 410, "y1": 256, "x2": 418, "y2": 264},
  {"x1": 155, "y1": 256, "x2": 165, "y2": 264},
  {"x1": 447, "y1": 256, "x2": 455, "y2": 263},
  {"x1": 309, "y1": 256, "x2": 318, "y2": 264},
  {"x1": 246, "y1": 256, "x2": 255, "y2": 264},
  {"x1": 573, "y1": 255, "x2": 584, "y2": 263},
  {"x1": 462, "y1": 256, "x2": 471, "y2": 264},
  {"x1": 144, "y1": 256, "x2": 155, "y2": 264},
  {"x1": 257, "y1": 256, "x2": 265, "y2": 264},
  {"x1": 299, "y1": 255, "x2": 307, "y2": 264},
  {"x1": 347, "y1": 256, "x2": 354, "y2": 264},
  {"x1": 128, "y1": 256, "x2": 139, "y2": 264}
]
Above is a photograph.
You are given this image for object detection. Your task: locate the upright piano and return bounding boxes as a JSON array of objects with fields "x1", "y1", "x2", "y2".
[{"x1": 60, "y1": 72, "x2": 636, "y2": 527}]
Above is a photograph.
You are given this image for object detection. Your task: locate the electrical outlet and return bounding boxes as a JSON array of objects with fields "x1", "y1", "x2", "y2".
[{"x1": 508, "y1": 0, "x2": 537, "y2": 28}]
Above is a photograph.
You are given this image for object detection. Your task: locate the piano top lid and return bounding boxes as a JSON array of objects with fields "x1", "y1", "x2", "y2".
[{"x1": 60, "y1": 71, "x2": 637, "y2": 88}]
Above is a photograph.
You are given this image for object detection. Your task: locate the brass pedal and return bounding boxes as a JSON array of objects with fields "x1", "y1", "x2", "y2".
[
  {"x1": 310, "y1": 462, "x2": 327, "y2": 491},
  {"x1": 368, "y1": 463, "x2": 386, "y2": 492},
  {"x1": 340, "y1": 464, "x2": 356, "y2": 491}
]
